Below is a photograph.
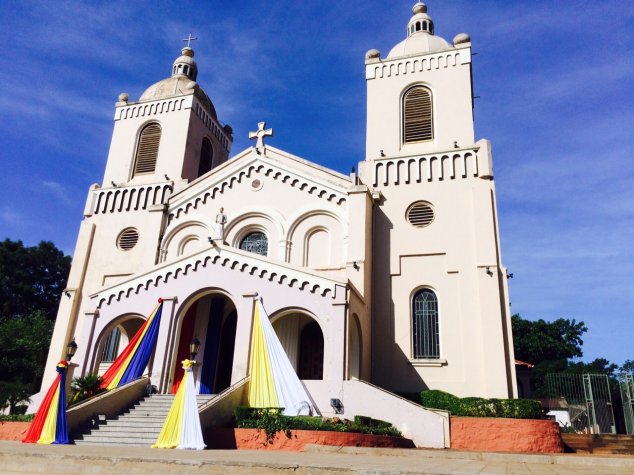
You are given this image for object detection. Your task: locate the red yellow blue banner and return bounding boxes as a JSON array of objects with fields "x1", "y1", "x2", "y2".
[
  {"x1": 100, "y1": 300, "x2": 163, "y2": 390},
  {"x1": 23, "y1": 361, "x2": 70, "y2": 444}
]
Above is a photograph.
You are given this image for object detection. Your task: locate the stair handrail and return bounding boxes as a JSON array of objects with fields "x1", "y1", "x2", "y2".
[{"x1": 197, "y1": 376, "x2": 249, "y2": 412}]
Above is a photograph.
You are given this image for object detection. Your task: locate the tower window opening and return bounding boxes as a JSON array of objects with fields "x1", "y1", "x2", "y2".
[
  {"x1": 403, "y1": 86, "x2": 433, "y2": 143},
  {"x1": 184, "y1": 65, "x2": 189, "y2": 75},
  {"x1": 422, "y1": 21, "x2": 427, "y2": 31},
  {"x1": 197, "y1": 137, "x2": 213, "y2": 177},
  {"x1": 410, "y1": 25, "x2": 414, "y2": 34},
  {"x1": 133, "y1": 122, "x2": 161, "y2": 175},
  {"x1": 415, "y1": 22, "x2": 421, "y2": 32}
]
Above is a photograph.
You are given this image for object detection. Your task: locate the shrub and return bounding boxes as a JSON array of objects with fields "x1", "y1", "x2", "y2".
[
  {"x1": 0, "y1": 413, "x2": 34, "y2": 422},
  {"x1": 420, "y1": 390, "x2": 543, "y2": 419},
  {"x1": 69, "y1": 373, "x2": 105, "y2": 406},
  {"x1": 233, "y1": 406, "x2": 402, "y2": 444},
  {"x1": 420, "y1": 390, "x2": 462, "y2": 413}
]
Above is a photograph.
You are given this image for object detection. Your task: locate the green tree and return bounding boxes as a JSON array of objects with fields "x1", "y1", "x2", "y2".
[
  {"x1": 512, "y1": 314, "x2": 588, "y2": 396},
  {"x1": 0, "y1": 239, "x2": 71, "y2": 321},
  {"x1": 0, "y1": 311, "x2": 53, "y2": 413},
  {"x1": 512, "y1": 314, "x2": 587, "y2": 363},
  {"x1": 620, "y1": 360, "x2": 634, "y2": 376}
]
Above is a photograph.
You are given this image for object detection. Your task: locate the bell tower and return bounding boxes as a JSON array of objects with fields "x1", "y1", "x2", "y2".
[
  {"x1": 359, "y1": 3, "x2": 517, "y2": 398},
  {"x1": 102, "y1": 45, "x2": 233, "y2": 188},
  {"x1": 364, "y1": 2, "x2": 474, "y2": 160}
]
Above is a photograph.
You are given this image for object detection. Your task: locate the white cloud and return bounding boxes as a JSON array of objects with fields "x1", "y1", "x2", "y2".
[{"x1": 41, "y1": 180, "x2": 72, "y2": 205}]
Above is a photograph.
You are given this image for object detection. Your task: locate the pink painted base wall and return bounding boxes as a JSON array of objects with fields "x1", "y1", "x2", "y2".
[
  {"x1": 206, "y1": 428, "x2": 415, "y2": 451},
  {"x1": 450, "y1": 417, "x2": 564, "y2": 453},
  {"x1": 0, "y1": 422, "x2": 31, "y2": 441}
]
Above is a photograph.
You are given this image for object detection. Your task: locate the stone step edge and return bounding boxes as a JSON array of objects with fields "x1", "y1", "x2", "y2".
[{"x1": 303, "y1": 445, "x2": 634, "y2": 468}]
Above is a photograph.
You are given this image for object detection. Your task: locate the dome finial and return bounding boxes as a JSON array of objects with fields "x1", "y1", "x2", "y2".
[
  {"x1": 407, "y1": 1, "x2": 434, "y2": 37},
  {"x1": 172, "y1": 36, "x2": 198, "y2": 81},
  {"x1": 413, "y1": 2, "x2": 427, "y2": 14}
]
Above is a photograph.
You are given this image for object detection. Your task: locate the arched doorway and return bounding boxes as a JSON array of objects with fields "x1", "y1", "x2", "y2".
[
  {"x1": 272, "y1": 312, "x2": 324, "y2": 380},
  {"x1": 94, "y1": 316, "x2": 145, "y2": 376},
  {"x1": 172, "y1": 292, "x2": 237, "y2": 394}
]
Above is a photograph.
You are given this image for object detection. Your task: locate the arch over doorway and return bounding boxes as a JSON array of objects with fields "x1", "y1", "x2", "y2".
[
  {"x1": 94, "y1": 314, "x2": 145, "y2": 376},
  {"x1": 172, "y1": 291, "x2": 237, "y2": 394},
  {"x1": 271, "y1": 311, "x2": 324, "y2": 380}
]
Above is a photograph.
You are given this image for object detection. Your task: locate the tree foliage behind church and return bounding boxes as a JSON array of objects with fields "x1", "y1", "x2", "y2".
[
  {"x1": 0, "y1": 239, "x2": 70, "y2": 412},
  {"x1": 0, "y1": 239, "x2": 71, "y2": 321},
  {"x1": 511, "y1": 314, "x2": 631, "y2": 397}
]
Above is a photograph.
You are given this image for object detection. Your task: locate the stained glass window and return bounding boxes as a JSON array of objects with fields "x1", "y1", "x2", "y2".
[{"x1": 240, "y1": 232, "x2": 268, "y2": 256}]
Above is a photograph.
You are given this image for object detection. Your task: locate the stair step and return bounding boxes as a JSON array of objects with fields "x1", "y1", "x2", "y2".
[
  {"x1": 73, "y1": 392, "x2": 218, "y2": 447},
  {"x1": 97, "y1": 420, "x2": 166, "y2": 428}
]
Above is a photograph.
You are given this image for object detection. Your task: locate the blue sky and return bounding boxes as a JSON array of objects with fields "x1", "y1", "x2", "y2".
[{"x1": 0, "y1": 1, "x2": 632, "y2": 366}]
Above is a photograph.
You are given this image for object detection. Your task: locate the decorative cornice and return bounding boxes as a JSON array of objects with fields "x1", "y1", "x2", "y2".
[
  {"x1": 90, "y1": 245, "x2": 347, "y2": 308},
  {"x1": 366, "y1": 48, "x2": 469, "y2": 80},
  {"x1": 168, "y1": 155, "x2": 348, "y2": 222},
  {"x1": 372, "y1": 146, "x2": 491, "y2": 187},
  {"x1": 115, "y1": 96, "x2": 190, "y2": 120},
  {"x1": 87, "y1": 182, "x2": 173, "y2": 216}
]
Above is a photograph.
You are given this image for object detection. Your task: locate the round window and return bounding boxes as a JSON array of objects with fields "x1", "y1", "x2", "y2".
[
  {"x1": 407, "y1": 202, "x2": 434, "y2": 228},
  {"x1": 117, "y1": 228, "x2": 139, "y2": 250}
]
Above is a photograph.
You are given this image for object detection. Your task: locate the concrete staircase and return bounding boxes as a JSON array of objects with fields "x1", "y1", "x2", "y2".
[{"x1": 74, "y1": 394, "x2": 215, "y2": 447}]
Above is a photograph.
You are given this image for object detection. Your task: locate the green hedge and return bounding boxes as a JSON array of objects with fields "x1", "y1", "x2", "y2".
[
  {"x1": 234, "y1": 407, "x2": 402, "y2": 443},
  {"x1": 0, "y1": 413, "x2": 34, "y2": 422},
  {"x1": 420, "y1": 390, "x2": 543, "y2": 419}
]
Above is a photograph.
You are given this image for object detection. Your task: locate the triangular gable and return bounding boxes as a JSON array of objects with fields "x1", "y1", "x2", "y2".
[{"x1": 168, "y1": 146, "x2": 351, "y2": 221}]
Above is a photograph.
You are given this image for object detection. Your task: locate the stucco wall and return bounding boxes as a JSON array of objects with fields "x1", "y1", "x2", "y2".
[{"x1": 450, "y1": 417, "x2": 564, "y2": 453}]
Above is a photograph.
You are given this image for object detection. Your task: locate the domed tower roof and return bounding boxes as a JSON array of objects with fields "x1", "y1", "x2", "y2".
[
  {"x1": 140, "y1": 47, "x2": 217, "y2": 119},
  {"x1": 387, "y1": 2, "x2": 451, "y2": 59}
]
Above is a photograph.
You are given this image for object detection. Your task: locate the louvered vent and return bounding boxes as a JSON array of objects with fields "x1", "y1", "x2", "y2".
[
  {"x1": 133, "y1": 123, "x2": 161, "y2": 175},
  {"x1": 403, "y1": 87, "x2": 433, "y2": 143},
  {"x1": 117, "y1": 228, "x2": 139, "y2": 250},
  {"x1": 407, "y1": 202, "x2": 434, "y2": 228}
]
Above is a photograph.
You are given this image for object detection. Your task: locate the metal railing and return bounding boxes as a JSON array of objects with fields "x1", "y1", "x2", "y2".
[
  {"x1": 620, "y1": 374, "x2": 634, "y2": 435},
  {"x1": 546, "y1": 373, "x2": 616, "y2": 434}
]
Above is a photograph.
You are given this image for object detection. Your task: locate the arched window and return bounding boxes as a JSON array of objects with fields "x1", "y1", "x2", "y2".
[
  {"x1": 197, "y1": 137, "x2": 213, "y2": 177},
  {"x1": 133, "y1": 123, "x2": 161, "y2": 176},
  {"x1": 412, "y1": 289, "x2": 439, "y2": 358},
  {"x1": 403, "y1": 86, "x2": 433, "y2": 143},
  {"x1": 101, "y1": 326, "x2": 122, "y2": 363},
  {"x1": 239, "y1": 231, "x2": 268, "y2": 256}
]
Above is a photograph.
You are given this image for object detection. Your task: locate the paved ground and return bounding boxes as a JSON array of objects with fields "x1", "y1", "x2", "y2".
[{"x1": 0, "y1": 441, "x2": 633, "y2": 474}]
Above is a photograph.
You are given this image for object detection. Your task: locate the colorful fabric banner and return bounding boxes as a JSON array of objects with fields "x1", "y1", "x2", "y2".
[
  {"x1": 247, "y1": 298, "x2": 317, "y2": 416},
  {"x1": 152, "y1": 359, "x2": 206, "y2": 450},
  {"x1": 100, "y1": 300, "x2": 164, "y2": 390},
  {"x1": 23, "y1": 361, "x2": 70, "y2": 444}
]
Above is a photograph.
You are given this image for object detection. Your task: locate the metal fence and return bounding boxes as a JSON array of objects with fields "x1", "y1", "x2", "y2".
[
  {"x1": 620, "y1": 374, "x2": 634, "y2": 435},
  {"x1": 546, "y1": 373, "x2": 616, "y2": 434}
]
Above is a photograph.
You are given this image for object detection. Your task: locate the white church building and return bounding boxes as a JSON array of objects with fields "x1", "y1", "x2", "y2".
[{"x1": 39, "y1": 3, "x2": 517, "y2": 444}]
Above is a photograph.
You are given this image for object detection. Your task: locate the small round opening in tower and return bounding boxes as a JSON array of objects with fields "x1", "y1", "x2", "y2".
[
  {"x1": 117, "y1": 228, "x2": 140, "y2": 250},
  {"x1": 407, "y1": 202, "x2": 435, "y2": 227}
]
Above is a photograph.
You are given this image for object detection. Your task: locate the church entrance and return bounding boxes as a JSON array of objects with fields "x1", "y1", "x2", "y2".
[
  {"x1": 172, "y1": 293, "x2": 236, "y2": 394},
  {"x1": 272, "y1": 313, "x2": 324, "y2": 380}
]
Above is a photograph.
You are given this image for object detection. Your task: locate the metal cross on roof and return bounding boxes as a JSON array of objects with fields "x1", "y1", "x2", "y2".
[
  {"x1": 182, "y1": 32, "x2": 198, "y2": 48},
  {"x1": 249, "y1": 122, "x2": 274, "y2": 154}
]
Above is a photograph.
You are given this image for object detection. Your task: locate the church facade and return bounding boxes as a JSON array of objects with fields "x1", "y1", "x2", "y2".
[{"x1": 40, "y1": 3, "x2": 517, "y2": 421}]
